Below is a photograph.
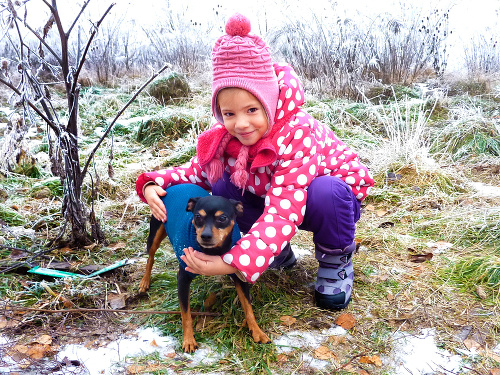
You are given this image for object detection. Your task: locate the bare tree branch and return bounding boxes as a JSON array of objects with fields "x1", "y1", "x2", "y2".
[
  {"x1": 0, "y1": 76, "x2": 60, "y2": 135},
  {"x1": 72, "y1": 3, "x2": 115, "y2": 93},
  {"x1": 66, "y1": 0, "x2": 91, "y2": 36},
  {"x1": 80, "y1": 63, "x2": 170, "y2": 179}
]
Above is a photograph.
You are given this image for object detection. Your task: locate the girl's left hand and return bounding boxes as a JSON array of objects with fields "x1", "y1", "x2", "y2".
[{"x1": 181, "y1": 247, "x2": 237, "y2": 276}]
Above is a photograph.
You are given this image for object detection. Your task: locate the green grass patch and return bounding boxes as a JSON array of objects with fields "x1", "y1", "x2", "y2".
[{"x1": 0, "y1": 203, "x2": 25, "y2": 225}]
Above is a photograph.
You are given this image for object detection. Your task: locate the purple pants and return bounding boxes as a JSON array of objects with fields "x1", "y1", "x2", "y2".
[{"x1": 212, "y1": 173, "x2": 360, "y2": 249}]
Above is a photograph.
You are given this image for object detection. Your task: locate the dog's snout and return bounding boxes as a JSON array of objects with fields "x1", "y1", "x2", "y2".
[{"x1": 201, "y1": 226, "x2": 212, "y2": 240}]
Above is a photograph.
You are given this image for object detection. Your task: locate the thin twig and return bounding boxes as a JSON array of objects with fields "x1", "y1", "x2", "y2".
[{"x1": 2, "y1": 306, "x2": 219, "y2": 316}]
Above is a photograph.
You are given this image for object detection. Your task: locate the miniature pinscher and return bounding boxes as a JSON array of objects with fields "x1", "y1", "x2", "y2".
[{"x1": 138, "y1": 194, "x2": 271, "y2": 353}]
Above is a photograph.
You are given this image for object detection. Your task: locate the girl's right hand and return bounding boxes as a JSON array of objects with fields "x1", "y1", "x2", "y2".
[{"x1": 144, "y1": 184, "x2": 167, "y2": 222}]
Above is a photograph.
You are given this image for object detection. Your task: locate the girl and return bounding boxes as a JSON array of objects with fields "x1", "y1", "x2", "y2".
[{"x1": 136, "y1": 13, "x2": 374, "y2": 310}]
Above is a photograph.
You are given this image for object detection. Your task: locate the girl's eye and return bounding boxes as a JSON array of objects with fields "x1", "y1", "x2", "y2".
[
  {"x1": 223, "y1": 112, "x2": 234, "y2": 117},
  {"x1": 248, "y1": 107, "x2": 258, "y2": 113}
]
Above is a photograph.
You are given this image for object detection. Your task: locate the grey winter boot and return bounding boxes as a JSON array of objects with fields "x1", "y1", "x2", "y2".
[{"x1": 314, "y1": 242, "x2": 356, "y2": 310}]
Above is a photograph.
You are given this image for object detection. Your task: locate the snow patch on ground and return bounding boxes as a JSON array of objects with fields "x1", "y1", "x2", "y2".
[
  {"x1": 290, "y1": 244, "x2": 313, "y2": 260},
  {"x1": 470, "y1": 182, "x2": 500, "y2": 198},
  {"x1": 384, "y1": 328, "x2": 465, "y2": 374},
  {"x1": 274, "y1": 326, "x2": 346, "y2": 370}
]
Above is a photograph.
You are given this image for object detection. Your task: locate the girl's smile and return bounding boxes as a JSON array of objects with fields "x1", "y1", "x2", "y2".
[{"x1": 217, "y1": 88, "x2": 269, "y2": 146}]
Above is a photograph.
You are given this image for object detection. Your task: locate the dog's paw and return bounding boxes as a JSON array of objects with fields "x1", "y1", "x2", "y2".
[
  {"x1": 250, "y1": 329, "x2": 271, "y2": 344},
  {"x1": 182, "y1": 337, "x2": 198, "y2": 353},
  {"x1": 138, "y1": 277, "x2": 150, "y2": 293}
]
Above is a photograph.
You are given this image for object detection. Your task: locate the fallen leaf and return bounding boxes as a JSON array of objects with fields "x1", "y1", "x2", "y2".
[
  {"x1": 165, "y1": 352, "x2": 176, "y2": 359},
  {"x1": 409, "y1": 253, "x2": 433, "y2": 263},
  {"x1": 387, "y1": 292, "x2": 395, "y2": 301},
  {"x1": 195, "y1": 316, "x2": 214, "y2": 332},
  {"x1": 83, "y1": 243, "x2": 97, "y2": 251},
  {"x1": 34, "y1": 335, "x2": 52, "y2": 345},
  {"x1": 13, "y1": 344, "x2": 29, "y2": 354},
  {"x1": 364, "y1": 204, "x2": 376, "y2": 211},
  {"x1": 476, "y1": 286, "x2": 488, "y2": 299},
  {"x1": 314, "y1": 346, "x2": 335, "y2": 360},
  {"x1": 204, "y1": 292, "x2": 217, "y2": 310},
  {"x1": 335, "y1": 313, "x2": 356, "y2": 330},
  {"x1": 358, "y1": 370, "x2": 370, "y2": 375},
  {"x1": 376, "y1": 210, "x2": 388, "y2": 217},
  {"x1": 108, "y1": 242, "x2": 126, "y2": 250},
  {"x1": 359, "y1": 355, "x2": 382, "y2": 366},
  {"x1": 27, "y1": 343, "x2": 53, "y2": 359},
  {"x1": 490, "y1": 368, "x2": 500, "y2": 375},
  {"x1": 280, "y1": 315, "x2": 297, "y2": 327},
  {"x1": 107, "y1": 293, "x2": 127, "y2": 310},
  {"x1": 464, "y1": 338, "x2": 483, "y2": 350},
  {"x1": 277, "y1": 353, "x2": 289, "y2": 362},
  {"x1": 150, "y1": 339, "x2": 159, "y2": 347},
  {"x1": 0, "y1": 315, "x2": 20, "y2": 329},
  {"x1": 327, "y1": 335, "x2": 346, "y2": 345},
  {"x1": 483, "y1": 349, "x2": 500, "y2": 362}
]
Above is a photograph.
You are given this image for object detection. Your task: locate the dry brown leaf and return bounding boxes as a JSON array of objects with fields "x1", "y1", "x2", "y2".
[
  {"x1": 150, "y1": 339, "x2": 158, "y2": 347},
  {"x1": 359, "y1": 355, "x2": 382, "y2": 366},
  {"x1": 409, "y1": 253, "x2": 433, "y2": 263},
  {"x1": 13, "y1": 344, "x2": 29, "y2": 354},
  {"x1": 463, "y1": 338, "x2": 482, "y2": 350},
  {"x1": 476, "y1": 286, "x2": 488, "y2": 299},
  {"x1": 387, "y1": 292, "x2": 395, "y2": 301},
  {"x1": 280, "y1": 315, "x2": 297, "y2": 327},
  {"x1": 107, "y1": 293, "x2": 127, "y2": 310},
  {"x1": 376, "y1": 210, "x2": 388, "y2": 217},
  {"x1": 484, "y1": 349, "x2": 500, "y2": 362},
  {"x1": 490, "y1": 368, "x2": 500, "y2": 375},
  {"x1": 108, "y1": 242, "x2": 126, "y2": 250},
  {"x1": 0, "y1": 315, "x2": 20, "y2": 329},
  {"x1": 165, "y1": 352, "x2": 176, "y2": 359},
  {"x1": 365, "y1": 204, "x2": 376, "y2": 211},
  {"x1": 327, "y1": 335, "x2": 346, "y2": 346},
  {"x1": 314, "y1": 346, "x2": 335, "y2": 360},
  {"x1": 277, "y1": 353, "x2": 289, "y2": 362},
  {"x1": 358, "y1": 370, "x2": 370, "y2": 375},
  {"x1": 335, "y1": 313, "x2": 356, "y2": 330},
  {"x1": 83, "y1": 243, "x2": 97, "y2": 250},
  {"x1": 26, "y1": 344, "x2": 53, "y2": 359},
  {"x1": 34, "y1": 335, "x2": 53, "y2": 345}
]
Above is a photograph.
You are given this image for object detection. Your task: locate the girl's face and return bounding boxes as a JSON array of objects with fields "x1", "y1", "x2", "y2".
[{"x1": 217, "y1": 88, "x2": 269, "y2": 146}]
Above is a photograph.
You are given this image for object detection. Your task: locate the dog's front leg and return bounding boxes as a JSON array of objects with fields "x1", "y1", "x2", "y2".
[
  {"x1": 178, "y1": 267, "x2": 197, "y2": 352},
  {"x1": 231, "y1": 275, "x2": 271, "y2": 344}
]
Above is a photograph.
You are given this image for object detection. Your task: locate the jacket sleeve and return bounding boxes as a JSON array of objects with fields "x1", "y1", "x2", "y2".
[
  {"x1": 221, "y1": 124, "x2": 318, "y2": 284},
  {"x1": 136, "y1": 156, "x2": 211, "y2": 203}
]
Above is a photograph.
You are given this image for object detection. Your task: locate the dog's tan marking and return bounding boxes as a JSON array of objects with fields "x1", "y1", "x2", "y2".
[
  {"x1": 181, "y1": 298, "x2": 198, "y2": 353},
  {"x1": 234, "y1": 282, "x2": 271, "y2": 344},
  {"x1": 139, "y1": 225, "x2": 167, "y2": 293}
]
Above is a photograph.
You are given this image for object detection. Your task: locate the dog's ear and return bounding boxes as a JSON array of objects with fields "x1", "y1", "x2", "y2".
[
  {"x1": 186, "y1": 197, "x2": 200, "y2": 212},
  {"x1": 230, "y1": 199, "x2": 244, "y2": 217}
]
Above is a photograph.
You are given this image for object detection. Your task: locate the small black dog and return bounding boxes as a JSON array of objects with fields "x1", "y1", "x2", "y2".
[{"x1": 139, "y1": 195, "x2": 271, "y2": 353}]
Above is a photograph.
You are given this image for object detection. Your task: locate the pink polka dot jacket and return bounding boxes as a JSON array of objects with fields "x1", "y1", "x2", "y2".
[{"x1": 136, "y1": 63, "x2": 375, "y2": 284}]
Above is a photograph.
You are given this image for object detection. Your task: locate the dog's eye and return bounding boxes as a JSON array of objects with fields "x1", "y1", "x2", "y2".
[{"x1": 217, "y1": 215, "x2": 228, "y2": 223}]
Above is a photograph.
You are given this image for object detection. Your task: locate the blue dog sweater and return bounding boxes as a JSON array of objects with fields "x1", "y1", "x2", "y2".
[{"x1": 161, "y1": 184, "x2": 241, "y2": 275}]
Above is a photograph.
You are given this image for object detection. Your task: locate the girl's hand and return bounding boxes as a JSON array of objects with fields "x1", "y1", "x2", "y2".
[
  {"x1": 144, "y1": 184, "x2": 167, "y2": 222},
  {"x1": 181, "y1": 247, "x2": 237, "y2": 276}
]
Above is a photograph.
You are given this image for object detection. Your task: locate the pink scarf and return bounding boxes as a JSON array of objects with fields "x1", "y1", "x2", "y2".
[{"x1": 197, "y1": 124, "x2": 281, "y2": 190}]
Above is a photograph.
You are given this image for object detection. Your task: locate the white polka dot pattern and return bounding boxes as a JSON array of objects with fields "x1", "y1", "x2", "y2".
[{"x1": 135, "y1": 63, "x2": 374, "y2": 285}]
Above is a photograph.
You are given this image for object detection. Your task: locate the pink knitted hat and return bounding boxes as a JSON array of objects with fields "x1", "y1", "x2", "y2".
[{"x1": 212, "y1": 13, "x2": 279, "y2": 136}]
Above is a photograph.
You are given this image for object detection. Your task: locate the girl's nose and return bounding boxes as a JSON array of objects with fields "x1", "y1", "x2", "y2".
[{"x1": 234, "y1": 116, "x2": 250, "y2": 129}]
